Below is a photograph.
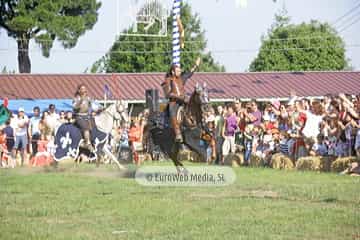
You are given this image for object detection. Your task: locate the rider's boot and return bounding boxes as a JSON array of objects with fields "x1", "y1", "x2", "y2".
[
  {"x1": 83, "y1": 130, "x2": 94, "y2": 152},
  {"x1": 170, "y1": 116, "x2": 183, "y2": 143}
]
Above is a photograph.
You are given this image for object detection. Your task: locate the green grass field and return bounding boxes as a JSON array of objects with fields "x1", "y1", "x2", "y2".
[{"x1": 0, "y1": 162, "x2": 359, "y2": 240}]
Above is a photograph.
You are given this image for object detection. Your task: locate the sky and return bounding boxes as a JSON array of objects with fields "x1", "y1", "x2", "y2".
[{"x1": 0, "y1": 0, "x2": 359, "y2": 73}]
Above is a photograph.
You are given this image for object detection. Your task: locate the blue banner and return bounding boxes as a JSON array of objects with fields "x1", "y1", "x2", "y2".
[{"x1": 54, "y1": 124, "x2": 82, "y2": 161}]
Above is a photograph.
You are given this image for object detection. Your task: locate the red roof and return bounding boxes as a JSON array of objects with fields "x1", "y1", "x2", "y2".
[{"x1": 0, "y1": 72, "x2": 359, "y2": 100}]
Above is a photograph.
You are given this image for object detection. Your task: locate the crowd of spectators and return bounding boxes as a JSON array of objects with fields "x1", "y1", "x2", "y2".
[
  {"x1": 1, "y1": 92, "x2": 360, "y2": 168},
  {"x1": 0, "y1": 104, "x2": 71, "y2": 167},
  {"x1": 201, "y1": 92, "x2": 360, "y2": 165}
]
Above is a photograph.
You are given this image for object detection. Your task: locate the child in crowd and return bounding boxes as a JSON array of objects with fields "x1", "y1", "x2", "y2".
[
  {"x1": 243, "y1": 124, "x2": 253, "y2": 165},
  {"x1": 261, "y1": 128, "x2": 275, "y2": 165},
  {"x1": 251, "y1": 126, "x2": 262, "y2": 158},
  {"x1": 279, "y1": 130, "x2": 291, "y2": 156},
  {"x1": 204, "y1": 115, "x2": 216, "y2": 164},
  {"x1": 310, "y1": 134, "x2": 328, "y2": 156},
  {"x1": 128, "y1": 120, "x2": 142, "y2": 165},
  {"x1": 30, "y1": 134, "x2": 53, "y2": 166},
  {"x1": 271, "y1": 128, "x2": 280, "y2": 153}
]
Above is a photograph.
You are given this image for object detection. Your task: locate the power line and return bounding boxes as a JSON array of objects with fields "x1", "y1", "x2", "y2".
[
  {"x1": 334, "y1": 10, "x2": 360, "y2": 30},
  {"x1": 331, "y1": 2, "x2": 360, "y2": 27},
  {"x1": 1, "y1": 44, "x2": 359, "y2": 55},
  {"x1": 12, "y1": 35, "x2": 340, "y2": 44},
  {"x1": 2, "y1": 35, "x2": 347, "y2": 56},
  {"x1": 1, "y1": 4, "x2": 359, "y2": 56},
  {"x1": 2, "y1": 35, "x2": 346, "y2": 52},
  {"x1": 338, "y1": 15, "x2": 360, "y2": 33}
]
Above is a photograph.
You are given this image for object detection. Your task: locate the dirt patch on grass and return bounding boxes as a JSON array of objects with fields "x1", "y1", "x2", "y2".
[
  {"x1": 5, "y1": 163, "x2": 135, "y2": 179},
  {"x1": 190, "y1": 190, "x2": 279, "y2": 200},
  {"x1": 77, "y1": 168, "x2": 136, "y2": 179}
]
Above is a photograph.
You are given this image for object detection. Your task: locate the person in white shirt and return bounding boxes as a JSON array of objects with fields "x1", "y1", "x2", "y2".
[
  {"x1": 28, "y1": 106, "x2": 41, "y2": 159},
  {"x1": 302, "y1": 102, "x2": 324, "y2": 139},
  {"x1": 12, "y1": 107, "x2": 29, "y2": 166},
  {"x1": 301, "y1": 100, "x2": 325, "y2": 154},
  {"x1": 46, "y1": 104, "x2": 60, "y2": 136}
]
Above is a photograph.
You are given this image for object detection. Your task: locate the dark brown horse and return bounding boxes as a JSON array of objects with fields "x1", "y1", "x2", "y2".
[{"x1": 144, "y1": 83, "x2": 212, "y2": 171}]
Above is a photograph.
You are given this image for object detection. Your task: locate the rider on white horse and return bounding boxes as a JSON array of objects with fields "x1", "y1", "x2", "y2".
[{"x1": 72, "y1": 84, "x2": 95, "y2": 152}]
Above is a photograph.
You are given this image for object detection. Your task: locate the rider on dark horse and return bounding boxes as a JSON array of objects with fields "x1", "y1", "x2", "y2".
[
  {"x1": 72, "y1": 84, "x2": 95, "y2": 152},
  {"x1": 161, "y1": 57, "x2": 201, "y2": 143}
]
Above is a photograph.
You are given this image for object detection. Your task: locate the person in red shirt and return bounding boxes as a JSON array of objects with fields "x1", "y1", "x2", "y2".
[
  {"x1": 128, "y1": 120, "x2": 142, "y2": 165},
  {"x1": 0, "y1": 129, "x2": 6, "y2": 167}
]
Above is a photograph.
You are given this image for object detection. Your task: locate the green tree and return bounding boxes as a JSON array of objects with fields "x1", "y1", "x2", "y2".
[
  {"x1": 91, "y1": 3, "x2": 225, "y2": 73},
  {"x1": 1, "y1": 66, "x2": 15, "y2": 74},
  {"x1": 1, "y1": 66, "x2": 8, "y2": 74},
  {"x1": 0, "y1": 0, "x2": 101, "y2": 73},
  {"x1": 249, "y1": 10, "x2": 349, "y2": 72}
]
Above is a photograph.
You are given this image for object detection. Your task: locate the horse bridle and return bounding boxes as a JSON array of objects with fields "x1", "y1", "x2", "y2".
[{"x1": 103, "y1": 103, "x2": 123, "y2": 121}]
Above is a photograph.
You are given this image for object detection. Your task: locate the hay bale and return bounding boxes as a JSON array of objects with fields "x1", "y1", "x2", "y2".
[
  {"x1": 178, "y1": 150, "x2": 192, "y2": 162},
  {"x1": 183, "y1": 151, "x2": 204, "y2": 163},
  {"x1": 224, "y1": 153, "x2": 242, "y2": 167},
  {"x1": 319, "y1": 156, "x2": 334, "y2": 172},
  {"x1": 282, "y1": 156, "x2": 294, "y2": 170},
  {"x1": 270, "y1": 153, "x2": 283, "y2": 169},
  {"x1": 57, "y1": 157, "x2": 75, "y2": 165},
  {"x1": 331, "y1": 157, "x2": 359, "y2": 172},
  {"x1": 236, "y1": 153, "x2": 244, "y2": 165},
  {"x1": 250, "y1": 154, "x2": 265, "y2": 167},
  {"x1": 296, "y1": 157, "x2": 321, "y2": 171},
  {"x1": 141, "y1": 153, "x2": 152, "y2": 162},
  {"x1": 270, "y1": 153, "x2": 294, "y2": 170}
]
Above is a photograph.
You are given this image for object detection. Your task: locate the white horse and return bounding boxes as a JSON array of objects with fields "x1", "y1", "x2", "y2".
[
  {"x1": 95, "y1": 101, "x2": 128, "y2": 133},
  {"x1": 94, "y1": 101, "x2": 129, "y2": 169},
  {"x1": 54, "y1": 101, "x2": 129, "y2": 170}
]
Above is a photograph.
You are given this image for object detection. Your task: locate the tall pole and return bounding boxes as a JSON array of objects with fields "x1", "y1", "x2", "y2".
[{"x1": 172, "y1": 0, "x2": 181, "y2": 66}]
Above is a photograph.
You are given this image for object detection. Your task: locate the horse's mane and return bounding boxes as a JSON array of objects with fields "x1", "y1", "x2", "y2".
[
  {"x1": 187, "y1": 90, "x2": 203, "y2": 127},
  {"x1": 94, "y1": 102, "x2": 128, "y2": 133}
]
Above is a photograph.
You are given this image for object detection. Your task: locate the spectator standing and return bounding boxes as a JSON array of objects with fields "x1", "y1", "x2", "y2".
[
  {"x1": 249, "y1": 101, "x2": 262, "y2": 127},
  {"x1": 65, "y1": 111, "x2": 74, "y2": 124},
  {"x1": 302, "y1": 101, "x2": 324, "y2": 154},
  {"x1": 128, "y1": 120, "x2": 142, "y2": 165},
  {"x1": 12, "y1": 108, "x2": 29, "y2": 166},
  {"x1": 59, "y1": 111, "x2": 66, "y2": 124},
  {"x1": 214, "y1": 105, "x2": 225, "y2": 164},
  {"x1": 222, "y1": 105, "x2": 238, "y2": 164},
  {"x1": 39, "y1": 111, "x2": 52, "y2": 140},
  {"x1": 28, "y1": 106, "x2": 41, "y2": 160},
  {"x1": 3, "y1": 119, "x2": 14, "y2": 167},
  {"x1": 46, "y1": 104, "x2": 60, "y2": 136},
  {"x1": 0, "y1": 129, "x2": 5, "y2": 167},
  {"x1": 243, "y1": 124, "x2": 254, "y2": 165}
]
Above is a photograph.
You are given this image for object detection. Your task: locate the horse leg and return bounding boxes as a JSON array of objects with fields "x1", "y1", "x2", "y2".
[
  {"x1": 96, "y1": 154, "x2": 100, "y2": 168},
  {"x1": 210, "y1": 138, "x2": 216, "y2": 164},
  {"x1": 103, "y1": 146, "x2": 126, "y2": 170},
  {"x1": 74, "y1": 156, "x2": 79, "y2": 167},
  {"x1": 171, "y1": 151, "x2": 189, "y2": 175}
]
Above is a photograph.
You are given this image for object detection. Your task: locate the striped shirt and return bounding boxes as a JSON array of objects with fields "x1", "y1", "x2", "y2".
[{"x1": 279, "y1": 139, "x2": 289, "y2": 155}]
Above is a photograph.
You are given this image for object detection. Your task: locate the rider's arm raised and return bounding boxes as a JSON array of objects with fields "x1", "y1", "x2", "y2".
[{"x1": 181, "y1": 57, "x2": 201, "y2": 85}]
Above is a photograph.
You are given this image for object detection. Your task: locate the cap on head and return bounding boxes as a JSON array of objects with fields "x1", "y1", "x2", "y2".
[
  {"x1": 206, "y1": 115, "x2": 216, "y2": 123},
  {"x1": 271, "y1": 100, "x2": 281, "y2": 110}
]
